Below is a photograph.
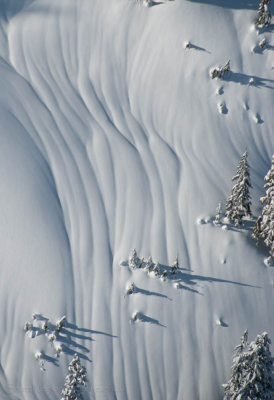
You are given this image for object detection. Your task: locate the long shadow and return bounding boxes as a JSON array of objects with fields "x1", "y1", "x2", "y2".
[
  {"x1": 56, "y1": 334, "x2": 90, "y2": 354},
  {"x1": 222, "y1": 217, "x2": 256, "y2": 233},
  {"x1": 61, "y1": 345, "x2": 91, "y2": 362},
  {"x1": 42, "y1": 354, "x2": 59, "y2": 366},
  {"x1": 157, "y1": 261, "x2": 258, "y2": 288},
  {"x1": 266, "y1": 44, "x2": 274, "y2": 51},
  {"x1": 137, "y1": 313, "x2": 166, "y2": 327},
  {"x1": 135, "y1": 286, "x2": 172, "y2": 300},
  {"x1": 149, "y1": 1, "x2": 164, "y2": 6},
  {"x1": 61, "y1": 328, "x2": 94, "y2": 342},
  {"x1": 179, "y1": 271, "x2": 259, "y2": 288},
  {"x1": 175, "y1": 283, "x2": 201, "y2": 295},
  {"x1": 66, "y1": 322, "x2": 118, "y2": 338},
  {"x1": 187, "y1": 43, "x2": 211, "y2": 53},
  {"x1": 222, "y1": 71, "x2": 274, "y2": 89},
  {"x1": 257, "y1": 23, "x2": 274, "y2": 34},
  {"x1": 187, "y1": 0, "x2": 263, "y2": 10}
]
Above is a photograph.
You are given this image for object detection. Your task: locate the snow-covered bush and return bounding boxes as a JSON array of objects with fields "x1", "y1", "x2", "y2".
[
  {"x1": 256, "y1": 0, "x2": 272, "y2": 27},
  {"x1": 42, "y1": 320, "x2": 49, "y2": 331},
  {"x1": 132, "y1": 311, "x2": 139, "y2": 321},
  {"x1": 126, "y1": 282, "x2": 136, "y2": 295},
  {"x1": 210, "y1": 60, "x2": 230, "y2": 79},
  {"x1": 249, "y1": 77, "x2": 255, "y2": 85},
  {"x1": 61, "y1": 353, "x2": 87, "y2": 400},
  {"x1": 259, "y1": 37, "x2": 267, "y2": 48},
  {"x1": 223, "y1": 331, "x2": 274, "y2": 399},
  {"x1": 35, "y1": 350, "x2": 43, "y2": 360},
  {"x1": 253, "y1": 155, "x2": 274, "y2": 257},
  {"x1": 225, "y1": 151, "x2": 252, "y2": 225},
  {"x1": 24, "y1": 321, "x2": 32, "y2": 332},
  {"x1": 184, "y1": 41, "x2": 190, "y2": 49},
  {"x1": 56, "y1": 316, "x2": 67, "y2": 333}
]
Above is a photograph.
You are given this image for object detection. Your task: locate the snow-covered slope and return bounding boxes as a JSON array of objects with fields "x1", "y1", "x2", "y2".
[{"x1": 0, "y1": 0, "x2": 273, "y2": 399}]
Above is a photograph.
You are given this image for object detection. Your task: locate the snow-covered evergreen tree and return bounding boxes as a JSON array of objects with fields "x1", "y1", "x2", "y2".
[
  {"x1": 129, "y1": 249, "x2": 138, "y2": 268},
  {"x1": 214, "y1": 202, "x2": 222, "y2": 225},
  {"x1": 256, "y1": 0, "x2": 272, "y2": 27},
  {"x1": 144, "y1": 256, "x2": 153, "y2": 272},
  {"x1": 171, "y1": 256, "x2": 179, "y2": 274},
  {"x1": 253, "y1": 155, "x2": 274, "y2": 257},
  {"x1": 61, "y1": 353, "x2": 87, "y2": 400},
  {"x1": 153, "y1": 262, "x2": 160, "y2": 276},
  {"x1": 225, "y1": 151, "x2": 252, "y2": 225},
  {"x1": 223, "y1": 331, "x2": 274, "y2": 400}
]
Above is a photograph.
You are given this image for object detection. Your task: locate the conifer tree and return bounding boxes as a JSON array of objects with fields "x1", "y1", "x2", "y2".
[
  {"x1": 129, "y1": 249, "x2": 138, "y2": 268},
  {"x1": 225, "y1": 151, "x2": 252, "y2": 225},
  {"x1": 61, "y1": 354, "x2": 87, "y2": 400},
  {"x1": 256, "y1": 0, "x2": 272, "y2": 27},
  {"x1": 214, "y1": 202, "x2": 222, "y2": 225},
  {"x1": 171, "y1": 256, "x2": 179, "y2": 274},
  {"x1": 144, "y1": 256, "x2": 153, "y2": 272},
  {"x1": 253, "y1": 155, "x2": 274, "y2": 257},
  {"x1": 223, "y1": 331, "x2": 274, "y2": 400},
  {"x1": 153, "y1": 262, "x2": 160, "y2": 276}
]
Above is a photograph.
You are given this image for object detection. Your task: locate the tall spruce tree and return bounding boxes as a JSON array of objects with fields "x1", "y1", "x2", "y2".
[
  {"x1": 61, "y1": 354, "x2": 87, "y2": 400},
  {"x1": 256, "y1": 0, "x2": 272, "y2": 27},
  {"x1": 225, "y1": 151, "x2": 252, "y2": 225},
  {"x1": 223, "y1": 331, "x2": 274, "y2": 400},
  {"x1": 253, "y1": 155, "x2": 274, "y2": 257}
]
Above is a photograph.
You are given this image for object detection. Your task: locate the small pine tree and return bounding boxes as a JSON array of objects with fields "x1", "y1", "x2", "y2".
[
  {"x1": 61, "y1": 354, "x2": 87, "y2": 400},
  {"x1": 214, "y1": 202, "x2": 223, "y2": 225},
  {"x1": 256, "y1": 0, "x2": 272, "y2": 27},
  {"x1": 153, "y1": 262, "x2": 160, "y2": 276},
  {"x1": 144, "y1": 256, "x2": 153, "y2": 272},
  {"x1": 129, "y1": 249, "x2": 138, "y2": 268},
  {"x1": 223, "y1": 331, "x2": 274, "y2": 400},
  {"x1": 253, "y1": 155, "x2": 274, "y2": 257},
  {"x1": 171, "y1": 256, "x2": 179, "y2": 274},
  {"x1": 225, "y1": 151, "x2": 252, "y2": 225}
]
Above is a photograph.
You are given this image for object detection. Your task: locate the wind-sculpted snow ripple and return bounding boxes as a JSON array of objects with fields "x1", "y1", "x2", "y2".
[{"x1": 0, "y1": 0, "x2": 273, "y2": 399}]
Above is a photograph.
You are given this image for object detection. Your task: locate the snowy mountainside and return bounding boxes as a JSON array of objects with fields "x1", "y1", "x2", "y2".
[{"x1": 0, "y1": 0, "x2": 273, "y2": 399}]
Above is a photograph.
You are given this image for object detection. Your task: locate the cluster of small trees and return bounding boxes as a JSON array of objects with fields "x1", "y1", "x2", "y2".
[
  {"x1": 128, "y1": 249, "x2": 180, "y2": 278},
  {"x1": 215, "y1": 152, "x2": 273, "y2": 258},
  {"x1": 210, "y1": 60, "x2": 230, "y2": 79},
  {"x1": 223, "y1": 330, "x2": 274, "y2": 399}
]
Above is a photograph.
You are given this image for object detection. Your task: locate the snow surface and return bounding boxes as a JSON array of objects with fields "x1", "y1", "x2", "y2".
[{"x1": 0, "y1": 0, "x2": 273, "y2": 399}]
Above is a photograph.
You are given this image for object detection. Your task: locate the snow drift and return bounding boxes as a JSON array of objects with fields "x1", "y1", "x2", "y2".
[{"x1": 0, "y1": 0, "x2": 273, "y2": 399}]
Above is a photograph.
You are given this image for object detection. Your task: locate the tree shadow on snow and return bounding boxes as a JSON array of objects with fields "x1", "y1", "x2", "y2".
[
  {"x1": 41, "y1": 354, "x2": 59, "y2": 367},
  {"x1": 134, "y1": 286, "x2": 172, "y2": 300},
  {"x1": 66, "y1": 322, "x2": 118, "y2": 338},
  {"x1": 135, "y1": 313, "x2": 166, "y2": 327},
  {"x1": 257, "y1": 23, "x2": 274, "y2": 34},
  {"x1": 171, "y1": 269, "x2": 259, "y2": 290},
  {"x1": 222, "y1": 71, "x2": 274, "y2": 89},
  {"x1": 187, "y1": 0, "x2": 265, "y2": 10},
  {"x1": 217, "y1": 217, "x2": 271, "y2": 261},
  {"x1": 187, "y1": 43, "x2": 211, "y2": 53},
  {"x1": 148, "y1": 1, "x2": 165, "y2": 6}
]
